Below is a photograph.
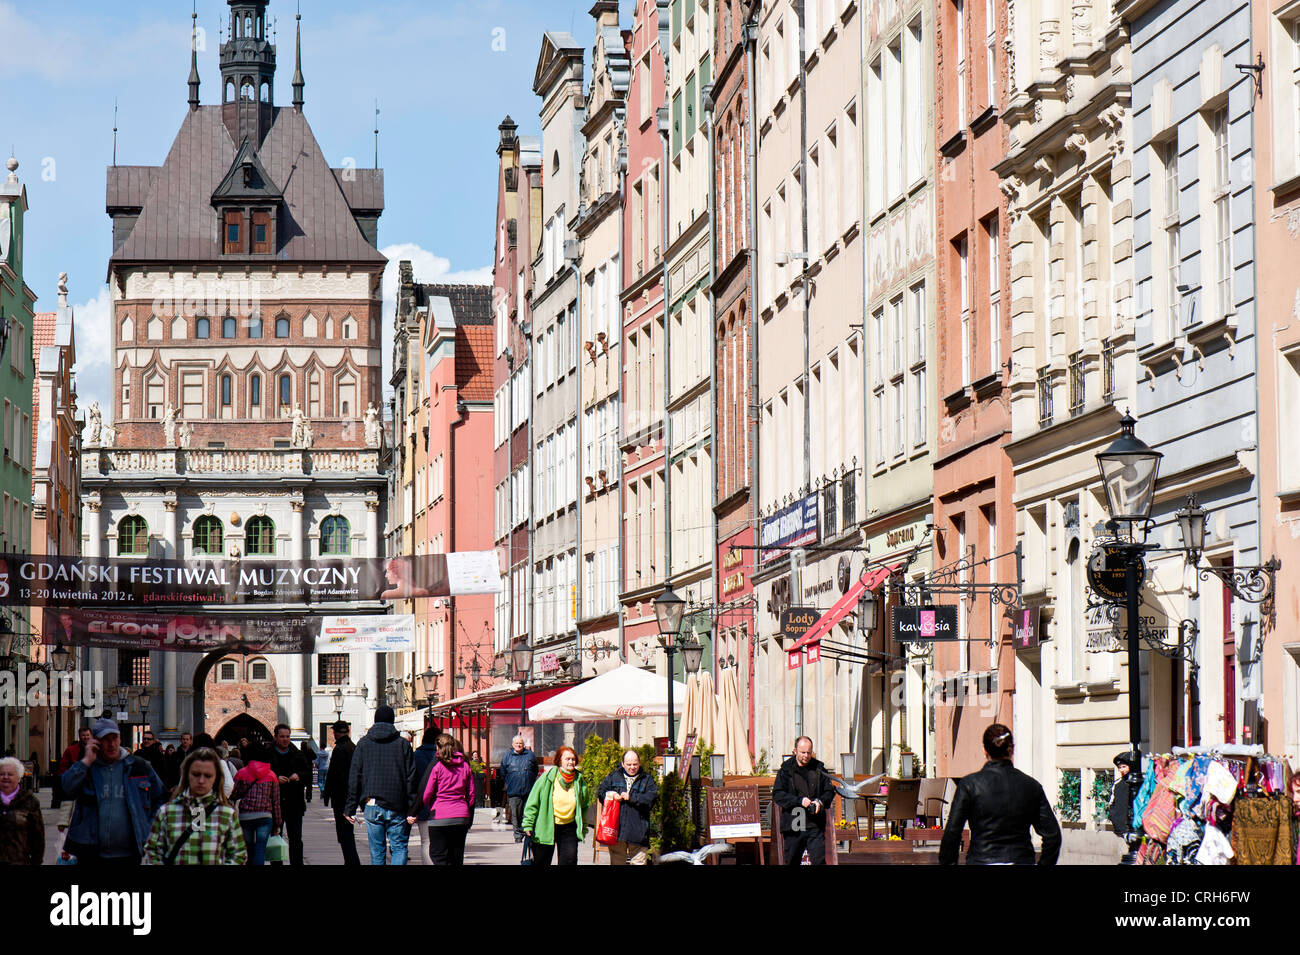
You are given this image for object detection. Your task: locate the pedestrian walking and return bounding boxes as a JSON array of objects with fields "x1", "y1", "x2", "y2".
[
  {"x1": 1107, "y1": 750, "x2": 1139, "y2": 848},
  {"x1": 772, "y1": 736, "x2": 837, "y2": 865},
  {"x1": 596, "y1": 749, "x2": 657, "y2": 865},
  {"x1": 51, "y1": 726, "x2": 92, "y2": 811},
  {"x1": 229, "y1": 744, "x2": 282, "y2": 866},
  {"x1": 315, "y1": 743, "x2": 331, "y2": 798},
  {"x1": 321, "y1": 720, "x2": 360, "y2": 865},
  {"x1": 137, "y1": 730, "x2": 172, "y2": 787},
  {"x1": 421, "y1": 734, "x2": 475, "y2": 865},
  {"x1": 411, "y1": 727, "x2": 439, "y2": 865},
  {"x1": 345, "y1": 705, "x2": 418, "y2": 866},
  {"x1": 268, "y1": 724, "x2": 311, "y2": 865},
  {"x1": 500, "y1": 735, "x2": 539, "y2": 843},
  {"x1": 0, "y1": 756, "x2": 44, "y2": 865},
  {"x1": 521, "y1": 746, "x2": 591, "y2": 866},
  {"x1": 143, "y1": 748, "x2": 246, "y2": 865},
  {"x1": 59, "y1": 718, "x2": 168, "y2": 865},
  {"x1": 939, "y1": 724, "x2": 1061, "y2": 866}
]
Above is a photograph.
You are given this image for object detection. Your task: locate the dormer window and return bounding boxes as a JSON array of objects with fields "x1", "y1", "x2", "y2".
[
  {"x1": 252, "y1": 211, "x2": 271, "y2": 253},
  {"x1": 224, "y1": 211, "x2": 243, "y2": 253}
]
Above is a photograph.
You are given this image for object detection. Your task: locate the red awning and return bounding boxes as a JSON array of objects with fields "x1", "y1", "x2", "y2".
[
  {"x1": 788, "y1": 563, "x2": 899, "y2": 651},
  {"x1": 488, "y1": 681, "x2": 580, "y2": 714}
]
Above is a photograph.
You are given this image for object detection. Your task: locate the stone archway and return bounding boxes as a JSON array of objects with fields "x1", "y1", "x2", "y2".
[
  {"x1": 192, "y1": 649, "x2": 279, "y2": 739},
  {"x1": 213, "y1": 713, "x2": 273, "y2": 748}
]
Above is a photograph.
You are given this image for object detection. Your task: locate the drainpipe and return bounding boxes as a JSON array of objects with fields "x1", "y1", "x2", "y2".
[
  {"x1": 449, "y1": 396, "x2": 469, "y2": 700},
  {"x1": 617, "y1": 142, "x2": 628, "y2": 666},
  {"x1": 794, "y1": 0, "x2": 811, "y2": 741},
  {"x1": 705, "y1": 85, "x2": 717, "y2": 670},
  {"x1": 744, "y1": 1, "x2": 761, "y2": 746},
  {"x1": 858, "y1": 0, "x2": 872, "y2": 775},
  {"x1": 571, "y1": 242, "x2": 583, "y2": 670}
]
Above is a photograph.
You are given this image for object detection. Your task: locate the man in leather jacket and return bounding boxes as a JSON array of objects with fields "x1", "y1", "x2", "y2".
[
  {"x1": 939, "y1": 724, "x2": 1061, "y2": 865},
  {"x1": 772, "y1": 736, "x2": 837, "y2": 865}
]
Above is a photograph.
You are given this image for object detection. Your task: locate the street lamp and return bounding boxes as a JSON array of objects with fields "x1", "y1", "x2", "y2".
[
  {"x1": 512, "y1": 640, "x2": 534, "y2": 730},
  {"x1": 332, "y1": 687, "x2": 344, "y2": 721},
  {"x1": 655, "y1": 584, "x2": 691, "y2": 752},
  {"x1": 455, "y1": 671, "x2": 467, "y2": 691},
  {"x1": 1096, "y1": 412, "x2": 1161, "y2": 865},
  {"x1": 1175, "y1": 495, "x2": 1208, "y2": 567},
  {"x1": 857, "y1": 588, "x2": 879, "y2": 633},
  {"x1": 51, "y1": 644, "x2": 71, "y2": 672}
]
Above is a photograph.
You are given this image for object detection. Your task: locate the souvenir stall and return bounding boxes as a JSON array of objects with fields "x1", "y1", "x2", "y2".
[{"x1": 1130, "y1": 744, "x2": 1297, "y2": 865}]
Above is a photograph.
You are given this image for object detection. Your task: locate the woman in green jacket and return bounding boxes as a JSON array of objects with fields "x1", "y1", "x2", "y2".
[{"x1": 521, "y1": 746, "x2": 591, "y2": 865}]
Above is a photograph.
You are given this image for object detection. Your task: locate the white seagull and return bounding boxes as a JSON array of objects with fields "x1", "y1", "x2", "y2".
[
  {"x1": 658, "y1": 842, "x2": 736, "y2": 865},
  {"x1": 829, "y1": 773, "x2": 886, "y2": 802}
]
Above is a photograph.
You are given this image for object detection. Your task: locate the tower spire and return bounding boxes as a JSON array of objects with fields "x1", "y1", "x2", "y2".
[
  {"x1": 188, "y1": 5, "x2": 201, "y2": 110},
  {"x1": 292, "y1": 2, "x2": 304, "y2": 110}
]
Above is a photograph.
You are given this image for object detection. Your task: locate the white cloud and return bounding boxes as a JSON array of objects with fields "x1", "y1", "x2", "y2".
[
  {"x1": 70, "y1": 284, "x2": 114, "y2": 419},
  {"x1": 379, "y1": 242, "x2": 491, "y2": 397},
  {"x1": 0, "y1": 3, "x2": 189, "y2": 84}
]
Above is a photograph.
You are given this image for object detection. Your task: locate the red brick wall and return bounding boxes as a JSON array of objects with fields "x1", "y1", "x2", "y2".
[{"x1": 204, "y1": 655, "x2": 279, "y2": 738}]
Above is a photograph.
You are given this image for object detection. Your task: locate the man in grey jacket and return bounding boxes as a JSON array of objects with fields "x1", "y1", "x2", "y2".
[{"x1": 346, "y1": 705, "x2": 418, "y2": 865}]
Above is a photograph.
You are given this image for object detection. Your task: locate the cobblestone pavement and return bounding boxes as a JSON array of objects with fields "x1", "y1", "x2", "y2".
[{"x1": 37, "y1": 787, "x2": 602, "y2": 866}]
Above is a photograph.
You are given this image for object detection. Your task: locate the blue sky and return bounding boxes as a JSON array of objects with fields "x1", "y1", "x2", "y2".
[{"x1": 2, "y1": 0, "x2": 629, "y2": 415}]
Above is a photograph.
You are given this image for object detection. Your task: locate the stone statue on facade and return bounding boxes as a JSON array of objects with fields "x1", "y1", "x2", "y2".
[
  {"x1": 101, "y1": 424, "x2": 117, "y2": 448},
  {"x1": 178, "y1": 420, "x2": 193, "y2": 449},
  {"x1": 85, "y1": 401, "x2": 103, "y2": 446},
  {"x1": 289, "y1": 404, "x2": 306, "y2": 447},
  {"x1": 163, "y1": 403, "x2": 178, "y2": 446},
  {"x1": 364, "y1": 403, "x2": 381, "y2": 448},
  {"x1": 299, "y1": 420, "x2": 314, "y2": 449}
]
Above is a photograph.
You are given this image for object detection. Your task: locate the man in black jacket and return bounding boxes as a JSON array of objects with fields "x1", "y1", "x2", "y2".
[
  {"x1": 772, "y1": 737, "x2": 837, "y2": 865},
  {"x1": 269, "y1": 723, "x2": 312, "y2": 865},
  {"x1": 1107, "y1": 751, "x2": 1138, "y2": 848},
  {"x1": 346, "y1": 705, "x2": 418, "y2": 866},
  {"x1": 939, "y1": 723, "x2": 1061, "y2": 865},
  {"x1": 322, "y1": 721, "x2": 360, "y2": 865}
]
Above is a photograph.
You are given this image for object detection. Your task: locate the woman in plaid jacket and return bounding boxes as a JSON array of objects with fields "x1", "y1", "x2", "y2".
[{"x1": 143, "y1": 748, "x2": 247, "y2": 866}]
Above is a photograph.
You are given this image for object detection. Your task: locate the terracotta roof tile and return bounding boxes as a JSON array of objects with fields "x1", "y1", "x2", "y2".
[{"x1": 456, "y1": 325, "x2": 495, "y2": 401}]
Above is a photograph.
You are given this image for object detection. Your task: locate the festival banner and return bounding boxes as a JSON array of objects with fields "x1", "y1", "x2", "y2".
[
  {"x1": 41, "y1": 607, "x2": 319, "y2": 653},
  {"x1": 316, "y1": 615, "x2": 415, "y2": 653},
  {"x1": 0, "y1": 551, "x2": 501, "y2": 608}
]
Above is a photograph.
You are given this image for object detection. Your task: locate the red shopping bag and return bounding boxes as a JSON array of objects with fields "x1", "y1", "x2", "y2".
[{"x1": 596, "y1": 793, "x2": 622, "y2": 846}]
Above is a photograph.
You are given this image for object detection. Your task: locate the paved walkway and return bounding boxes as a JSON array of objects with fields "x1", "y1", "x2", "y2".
[{"x1": 36, "y1": 787, "x2": 602, "y2": 866}]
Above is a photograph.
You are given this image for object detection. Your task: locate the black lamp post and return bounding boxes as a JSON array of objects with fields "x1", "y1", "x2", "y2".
[
  {"x1": 332, "y1": 687, "x2": 344, "y2": 722},
  {"x1": 512, "y1": 640, "x2": 533, "y2": 730},
  {"x1": 1096, "y1": 413, "x2": 1162, "y2": 865},
  {"x1": 655, "y1": 584, "x2": 704, "y2": 753}
]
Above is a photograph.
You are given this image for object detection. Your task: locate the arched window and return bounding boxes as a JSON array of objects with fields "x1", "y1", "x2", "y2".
[
  {"x1": 259, "y1": 81, "x2": 270, "y2": 103},
  {"x1": 241, "y1": 80, "x2": 254, "y2": 102},
  {"x1": 320, "y1": 516, "x2": 350, "y2": 555},
  {"x1": 118, "y1": 515, "x2": 149, "y2": 555},
  {"x1": 221, "y1": 374, "x2": 233, "y2": 409},
  {"x1": 193, "y1": 515, "x2": 224, "y2": 555},
  {"x1": 279, "y1": 374, "x2": 291, "y2": 409},
  {"x1": 553, "y1": 151, "x2": 560, "y2": 176},
  {"x1": 250, "y1": 373, "x2": 262, "y2": 410},
  {"x1": 341, "y1": 316, "x2": 356, "y2": 340},
  {"x1": 120, "y1": 316, "x2": 134, "y2": 341},
  {"x1": 248, "y1": 315, "x2": 263, "y2": 338},
  {"x1": 245, "y1": 515, "x2": 276, "y2": 555},
  {"x1": 222, "y1": 316, "x2": 237, "y2": 338},
  {"x1": 225, "y1": 79, "x2": 235, "y2": 103},
  {"x1": 275, "y1": 316, "x2": 290, "y2": 338},
  {"x1": 196, "y1": 317, "x2": 210, "y2": 339}
]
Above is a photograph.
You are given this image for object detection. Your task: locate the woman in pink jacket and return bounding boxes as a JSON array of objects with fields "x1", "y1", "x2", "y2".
[{"x1": 422, "y1": 734, "x2": 474, "y2": 865}]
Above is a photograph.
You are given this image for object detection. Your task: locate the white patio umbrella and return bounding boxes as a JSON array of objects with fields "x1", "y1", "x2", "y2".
[
  {"x1": 697, "y1": 670, "x2": 720, "y2": 751},
  {"x1": 526, "y1": 663, "x2": 687, "y2": 722},
  {"x1": 676, "y1": 672, "x2": 700, "y2": 752},
  {"x1": 718, "y1": 667, "x2": 754, "y2": 775}
]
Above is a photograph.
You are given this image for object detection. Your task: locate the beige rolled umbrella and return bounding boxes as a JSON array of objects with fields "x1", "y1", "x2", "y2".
[
  {"x1": 697, "y1": 669, "x2": 720, "y2": 753},
  {"x1": 721, "y1": 667, "x2": 754, "y2": 775},
  {"x1": 676, "y1": 672, "x2": 699, "y2": 752}
]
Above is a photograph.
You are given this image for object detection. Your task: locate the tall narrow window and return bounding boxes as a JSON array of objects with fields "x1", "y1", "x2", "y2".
[
  {"x1": 245, "y1": 515, "x2": 275, "y2": 556},
  {"x1": 221, "y1": 374, "x2": 232, "y2": 411},
  {"x1": 181, "y1": 369, "x2": 204, "y2": 420},
  {"x1": 986, "y1": 216, "x2": 1001, "y2": 376},
  {"x1": 1212, "y1": 107, "x2": 1232, "y2": 319},
  {"x1": 985, "y1": 0, "x2": 996, "y2": 107},
  {"x1": 250, "y1": 373, "x2": 262, "y2": 411},
  {"x1": 320, "y1": 516, "x2": 350, "y2": 555},
  {"x1": 954, "y1": 0, "x2": 966, "y2": 126},
  {"x1": 279, "y1": 373, "x2": 291, "y2": 409},
  {"x1": 196, "y1": 317, "x2": 210, "y2": 339},
  {"x1": 275, "y1": 316, "x2": 290, "y2": 338},
  {"x1": 118, "y1": 515, "x2": 149, "y2": 556},
  {"x1": 193, "y1": 516, "x2": 224, "y2": 555},
  {"x1": 958, "y1": 234, "x2": 970, "y2": 386},
  {"x1": 252, "y1": 211, "x2": 271, "y2": 253},
  {"x1": 223, "y1": 211, "x2": 243, "y2": 254},
  {"x1": 222, "y1": 316, "x2": 236, "y2": 339},
  {"x1": 1162, "y1": 139, "x2": 1181, "y2": 335}
]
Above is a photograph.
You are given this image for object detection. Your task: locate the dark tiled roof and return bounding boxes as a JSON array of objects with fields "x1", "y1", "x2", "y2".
[
  {"x1": 333, "y1": 169, "x2": 384, "y2": 211},
  {"x1": 109, "y1": 107, "x2": 385, "y2": 265},
  {"x1": 425, "y1": 283, "x2": 493, "y2": 326}
]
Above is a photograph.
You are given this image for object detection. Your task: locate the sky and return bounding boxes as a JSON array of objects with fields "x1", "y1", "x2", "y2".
[{"x1": 2, "y1": 0, "x2": 630, "y2": 417}]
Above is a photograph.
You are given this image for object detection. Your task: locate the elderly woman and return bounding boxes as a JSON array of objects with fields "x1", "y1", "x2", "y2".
[{"x1": 0, "y1": 756, "x2": 45, "y2": 865}]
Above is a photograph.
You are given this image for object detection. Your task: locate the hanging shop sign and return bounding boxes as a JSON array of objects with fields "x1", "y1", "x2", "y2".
[
  {"x1": 1086, "y1": 545, "x2": 1143, "y2": 604},
  {"x1": 864, "y1": 517, "x2": 929, "y2": 558},
  {"x1": 720, "y1": 547, "x2": 747, "y2": 598},
  {"x1": 780, "y1": 606, "x2": 819, "y2": 648},
  {"x1": 706, "y1": 786, "x2": 762, "y2": 839},
  {"x1": 316, "y1": 615, "x2": 415, "y2": 653},
  {"x1": 892, "y1": 605, "x2": 960, "y2": 643},
  {"x1": 760, "y1": 494, "x2": 819, "y2": 563},
  {"x1": 0, "y1": 551, "x2": 501, "y2": 608},
  {"x1": 1014, "y1": 605, "x2": 1042, "y2": 650},
  {"x1": 41, "y1": 607, "x2": 319, "y2": 653}
]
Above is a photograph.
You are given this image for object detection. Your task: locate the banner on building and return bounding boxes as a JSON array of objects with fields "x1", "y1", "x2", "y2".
[
  {"x1": 759, "y1": 494, "x2": 819, "y2": 563},
  {"x1": 40, "y1": 607, "x2": 319, "y2": 653},
  {"x1": 316, "y1": 615, "x2": 415, "y2": 653},
  {"x1": 0, "y1": 551, "x2": 501, "y2": 608}
]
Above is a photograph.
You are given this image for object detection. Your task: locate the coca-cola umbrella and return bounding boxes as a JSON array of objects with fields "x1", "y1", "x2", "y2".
[{"x1": 527, "y1": 663, "x2": 688, "y2": 722}]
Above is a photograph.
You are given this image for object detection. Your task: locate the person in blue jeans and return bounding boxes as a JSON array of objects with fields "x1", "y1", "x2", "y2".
[
  {"x1": 345, "y1": 705, "x2": 418, "y2": 865},
  {"x1": 230, "y1": 745, "x2": 282, "y2": 866}
]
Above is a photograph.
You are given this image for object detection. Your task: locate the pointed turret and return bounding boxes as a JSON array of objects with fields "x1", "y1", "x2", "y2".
[
  {"x1": 188, "y1": 10, "x2": 201, "y2": 109},
  {"x1": 292, "y1": 10, "x2": 304, "y2": 110}
]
